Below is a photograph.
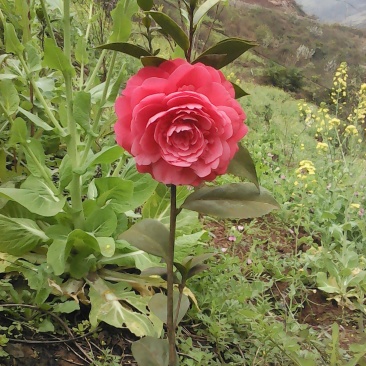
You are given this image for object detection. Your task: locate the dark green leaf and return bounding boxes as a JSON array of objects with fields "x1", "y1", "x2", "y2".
[
  {"x1": 137, "y1": 0, "x2": 153, "y2": 11},
  {"x1": 149, "y1": 292, "x2": 190, "y2": 325},
  {"x1": 231, "y1": 82, "x2": 249, "y2": 99},
  {"x1": 181, "y1": 183, "x2": 280, "y2": 218},
  {"x1": 227, "y1": 144, "x2": 259, "y2": 189},
  {"x1": 193, "y1": 0, "x2": 221, "y2": 27},
  {"x1": 140, "y1": 56, "x2": 167, "y2": 67},
  {"x1": 132, "y1": 337, "x2": 171, "y2": 366},
  {"x1": 118, "y1": 219, "x2": 169, "y2": 260},
  {"x1": 147, "y1": 11, "x2": 189, "y2": 51},
  {"x1": 43, "y1": 38, "x2": 75, "y2": 77},
  {"x1": 97, "y1": 42, "x2": 152, "y2": 59},
  {"x1": 193, "y1": 37, "x2": 257, "y2": 69}
]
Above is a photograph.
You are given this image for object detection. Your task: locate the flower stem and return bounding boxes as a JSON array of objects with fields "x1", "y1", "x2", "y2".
[{"x1": 167, "y1": 184, "x2": 177, "y2": 366}]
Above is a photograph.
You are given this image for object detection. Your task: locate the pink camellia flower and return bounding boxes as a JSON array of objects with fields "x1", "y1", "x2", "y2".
[{"x1": 114, "y1": 58, "x2": 248, "y2": 186}]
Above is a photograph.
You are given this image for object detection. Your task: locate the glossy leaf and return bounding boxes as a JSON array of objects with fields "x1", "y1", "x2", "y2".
[
  {"x1": 193, "y1": 0, "x2": 221, "y2": 27},
  {"x1": 0, "y1": 214, "x2": 49, "y2": 255},
  {"x1": 141, "y1": 56, "x2": 167, "y2": 67},
  {"x1": 193, "y1": 37, "x2": 257, "y2": 69},
  {"x1": 147, "y1": 11, "x2": 189, "y2": 51},
  {"x1": 43, "y1": 38, "x2": 75, "y2": 77},
  {"x1": 149, "y1": 292, "x2": 190, "y2": 325},
  {"x1": 137, "y1": 0, "x2": 153, "y2": 11},
  {"x1": 231, "y1": 82, "x2": 249, "y2": 99},
  {"x1": 118, "y1": 219, "x2": 170, "y2": 260},
  {"x1": 132, "y1": 337, "x2": 171, "y2": 366},
  {"x1": 227, "y1": 144, "x2": 259, "y2": 189},
  {"x1": 0, "y1": 176, "x2": 65, "y2": 217},
  {"x1": 181, "y1": 183, "x2": 280, "y2": 219},
  {"x1": 97, "y1": 42, "x2": 152, "y2": 59}
]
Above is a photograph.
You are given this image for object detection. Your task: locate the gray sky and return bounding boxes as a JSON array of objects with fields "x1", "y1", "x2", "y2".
[{"x1": 295, "y1": 0, "x2": 365, "y2": 22}]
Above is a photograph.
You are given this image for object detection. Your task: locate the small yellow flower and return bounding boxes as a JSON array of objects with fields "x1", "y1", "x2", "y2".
[
  {"x1": 350, "y1": 203, "x2": 360, "y2": 209},
  {"x1": 345, "y1": 125, "x2": 358, "y2": 135},
  {"x1": 316, "y1": 142, "x2": 328, "y2": 152}
]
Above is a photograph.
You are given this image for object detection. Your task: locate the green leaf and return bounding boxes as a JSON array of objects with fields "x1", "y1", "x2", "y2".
[
  {"x1": 132, "y1": 337, "x2": 170, "y2": 366},
  {"x1": 181, "y1": 183, "x2": 280, "y2": 219},
  {"x1": 47, "y1": 239, "x2": 72, "y2": 276},
  {"x1": 4, "y1": 23, "x2": 24, "y2": 54},
  {"x1": 73, "y1": 91, "x2": 93, "y2": 134},
  {"x1": 147, "y1": 11, "x2": 189, "y2": 51},
  {"x1": 85, "y1": 206, "x2": 118, "y2": 237},
  {"x1": 316, "y1": 272, "x2": 340, "y2": 294},
  {"x1": 143, "y1": 185, "x2": 199, "y2": 233},
  {"x1": 0, "y1": 214, "x2": 49, "y2": 255},
  {"x1": 137, "y1": 0, "x2": 153, "y2": 11},
  {"x1": 18, "y1": 106, "x2": 53, "y2": 131},
  {"x1": 25, "y1": 43, "x2": 42, "y2": 72},
  {"x1": 9, "y1": 117, "x2": 28, "y2": 146},
  {"x1": 0, "y1": 176, "x2": 66, "y2": 217},
  {"x1": 193, "y1": 0, "x2": 221, "y2": 27},
  {"x1": 118, "y1": 219, "x2": 170, "y2": 260},
  {"x1": 67, "y1": 229, "x2": 100, "y2": 254},
  {"x1": 193, "y1": 37, "x2": 257, "y2": 69},
  {"x1": 94, "y1": 177, "x2": 134, "y2": 213},
  {"x1": 149, "y1": 292, "x2": 190, "y2": 325},
  {"x1": 231, "y1": 82, "x2": 249, "y2": 99},
  {"x1": 109, "y1": 0, "x2": 138, "y2": 43},
  {"x1": 53, "y1": 301, "x2": 80, "y2": 314},
  {"x1": 75, "y1": 36, "x2": 89, "y2": 64},
  {"x1": 43, "y1": 38, "x2": 75, "y2": 77},
  {"x1": 77, "y1": 146, "x2": 124, "y2": 174},
  {"x1": 23, "y1": 138, "x2": 50, "y2": 178},
  {"x1": 227, "y1": 144, "x2": 259, "y2": 189},
  {"x1": 140, "y1": 56, "x2": 167, "y2": 67},
  {"x1": 122, "y1": 161, "x2": 159, "y2": 210},
  {"x1": 97, "y1": 42, "x2": 152, "y2": 59},
  {"x1": 87, "y1": 275, "x2": 160, "y2": 337},
  {"x1": 96, "y1": 237, "x2": 116, "y2": 258},
  {"x1": 0, "y1": 79, "x2": 20, "y2": 115}
]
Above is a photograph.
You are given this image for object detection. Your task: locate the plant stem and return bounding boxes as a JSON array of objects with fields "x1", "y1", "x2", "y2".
[
  {"x1": 80, "y1": 51, "x2": 117, "y2": 165},
  {"x1": 167, "y1": 184, "x2": 178, "y2": 366},
  {"x1": 39, "y1": 0, "x2": 57, "y2": 44},
  {"x1": 84, "y1": 49, "x2": 107, "y2": 92},
  {"x1": 64, "y1": 0, "x2": 84, "y2": 228}
]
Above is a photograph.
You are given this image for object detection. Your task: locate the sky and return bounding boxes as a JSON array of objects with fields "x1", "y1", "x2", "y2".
[{"x1": 295, "y1": 0, "x2": 366, "y2": 23}]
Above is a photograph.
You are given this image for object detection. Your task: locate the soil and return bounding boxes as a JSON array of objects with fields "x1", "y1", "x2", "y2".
[{"x1": 0, "y1": 216, "x2": 363, "y2": 365}]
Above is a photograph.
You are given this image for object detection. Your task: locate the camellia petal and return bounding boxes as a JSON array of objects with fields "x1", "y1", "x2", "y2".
[{"x1": 114, "y1": 58, "x2": 248, "y2": 186}]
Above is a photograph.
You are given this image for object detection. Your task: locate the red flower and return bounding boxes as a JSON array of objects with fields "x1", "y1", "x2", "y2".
[{"x1": 114, "y1": 58, "x2": 248, "y2": 186}]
